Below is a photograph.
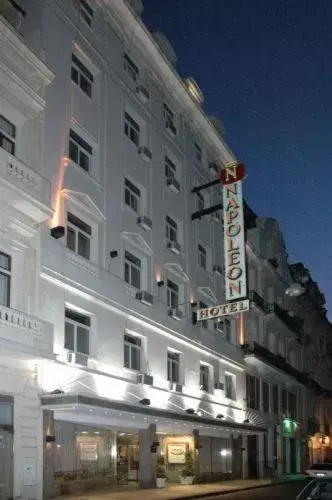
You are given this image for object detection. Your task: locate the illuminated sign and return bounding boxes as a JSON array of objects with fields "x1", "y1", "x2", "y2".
[
  {"x1": 223, "y1": 163, "x2": 247, "y2": 301},
  {"x1": 167, "y1": 443, "x2": 186, "y2": 464},
  {"x1": 196, "y1": 299, "x2": 249, "y2": 322}
]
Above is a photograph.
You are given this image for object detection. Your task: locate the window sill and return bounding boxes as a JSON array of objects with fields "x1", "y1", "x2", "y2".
[
  {"x1": 68, "y1": 159, "x2": 102, "y2": 189},
  {"x1": 71, "y1": 81, "x2": 93, "y2": 101},
  {"x1": 65, "y1": 249, "x2": 99, "y2": 275}
]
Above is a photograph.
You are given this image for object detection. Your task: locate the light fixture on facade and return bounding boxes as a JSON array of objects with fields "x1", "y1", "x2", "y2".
[
  {"x1": 243, "y1": 418, "x2": 250, "y2": 424},
  {"x1": 191, "y1": 301, "x2": 197, "y2": 308},
  {"x1": 216, "y1": 414, "x2": 224, "y2": 419},
  {"x1": 185, "y1": 408, "x2": 196, "y2": 415},
  {"x1": 139, "y1": 398, "x2": 151, "y2": 406},
  {"x1": 220, "y1": 449, "x2": 228, "y2": 457},
  {"x1": 285, "y1": 283, "x2": 306, "y2": 297},
  {"x1": 110, "y1": 250, "x2": 118, "y2": 259},
  {"x1": 50, "y1": 226, "x2": 65, "y2": 239},
  {"x1": 157, "y1": 280, "x2": 165, "y2": 287}
]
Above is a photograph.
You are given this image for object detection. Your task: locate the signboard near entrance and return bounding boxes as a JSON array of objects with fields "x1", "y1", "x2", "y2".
[
  {"x1": 223, "y1": 162, "x2": 247, "y2": 301},
  {"x1": 167, "y1": 443, "x2": 186, "y2": 464},
  {"x1": 196, "y1": 299, "x2": 249, "y2": 322}
]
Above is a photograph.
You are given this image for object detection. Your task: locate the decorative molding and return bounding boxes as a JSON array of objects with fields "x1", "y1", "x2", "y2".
[
  {"x1": 198, "y1": 287, "x2": 217, "y2": 304},
  {"x1": 62, "y1": 189, "x2": 106, "y2": 222},
  {"x1": 65, "y1": 249, "x2": 99, "y2": 276},
  {"x1": 122, "y1": 232, "x2": 153, "y2": 256},
  {"x1": 164, "y1": 263, "x2": 189, "y2": 282}
]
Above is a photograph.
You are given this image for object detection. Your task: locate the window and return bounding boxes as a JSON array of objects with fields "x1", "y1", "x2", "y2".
[
  {"x1": 124, "y1": 53, "x2": 139, "y2": 82},
  {"x1": 224, "y1": 319, "x2": 232, "y2": 343},
  {"x1": 67, "y1": 212, "x2": 91, "y2": 260},
  {"x1": 124, "y1": 112, "x2": 140, "y2": 146},
  {"x1": 163, "y1": 103, "x2": 176, "y2": 132},
  {"x1": 262, "y1": 381, "x2": 269, "y2": 412},
  {"x1": 288, "y1": 392, "x2": 297, "y2": 419},
  {"x1": 124, "y1": 178, "x2": 141, "y2": 213},
  {"x1": 0, "y1": 252, "x2": 11, "y2": 307},
  {"x1": 64, "y1": 309, "x2": 90, "y2": 355},
  {"x1": 69, "y1": 129, "x2": 92, "y2": 172},
  {"x1": 124, "y1": 333, "x2": 141, "y2": 371},
  {"x1": 197, "y1": 192, "x2": 204, "y2": 212},
  {"x1": 225, "y1": 373, "x2": 236, "y2": 400},
  {"x1": 124, "y1": 250, "x2": 141, "y2": 289},
  {"x1": 246, "y1": 374, "x2": 260, "y2": 410},
  {"x1": 199, "y1": 301, "x2": 208, "y2": 329},
  {"x1": 167, "y1": 279, "x2": 179, "y2": 309},
  {"x1": 0, "y1": 115, "x2": 15, "y2": 155},
  {"x1": 166, "y1": 216, "x2": 178, "y2": 243},
  {"x1": 198, "y1": 244, "x2": 207, "y2": 270},
  {"x1": 167, "y1": 351, "x2": 180, "y2": 383},
  {"x1": 71, "y1": 54, "x2": 93, "y2": 97},
  {"x1": 165, "y1": 156, "x2": 176, "y2": 179},
  {"x1": 200, "y1": 364, "x2": 210, "y2": 392},
  {"x1": 194, "y1": 142, "x2": 202, "y2": 163},
  {"x1": 281, "y1": 389, "x2": 288, "y2": 414},
  {"x1": 272, "y1": 385, "x2": 279, "y2": 415},
  {"x1": 72, "y1": 0, "x2": 93, "y2": 27}
]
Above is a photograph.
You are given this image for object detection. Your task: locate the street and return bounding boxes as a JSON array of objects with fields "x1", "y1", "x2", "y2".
[{"x1": 198, "y1": 481, "x2": 307, "y2": 499}]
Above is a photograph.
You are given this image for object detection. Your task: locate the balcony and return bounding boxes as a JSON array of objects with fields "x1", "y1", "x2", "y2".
[
  {"x1": 0, "y1": 0, "x2": 25, "y2": 31},
  {"x1": 0, "y1": 148, "x2": 52, "y2": 223},
  {"x1": 249, "y1": 290, "x2": 267, "y2": 312},
  {"x1": 0, "y1": 304, "x2": 54, "y2": 357},
  {"x1": 267, "y1": 302, "x2": 303, "y2": 334}
]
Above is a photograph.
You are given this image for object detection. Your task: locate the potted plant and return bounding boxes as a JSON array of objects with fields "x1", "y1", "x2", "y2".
[
  {"x1": 156, "y1": 455, "x2": 167, "y2": 488},
  {"x1": 180, "y1": 449, "x2": 195, "y2": 485}
]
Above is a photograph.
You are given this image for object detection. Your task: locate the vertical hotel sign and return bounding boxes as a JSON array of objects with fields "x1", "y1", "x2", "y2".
[{"x1": 221, "y1": 162, "x2": 247, "y2": 301}]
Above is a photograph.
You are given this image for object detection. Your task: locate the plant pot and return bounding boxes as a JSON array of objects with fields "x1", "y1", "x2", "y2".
[
  {"x1": 180, "y1": 476, "x2": 194, "y2": 485},
  {"x1": 156, "y1": 477, "x2": 166, "y2": 488}
]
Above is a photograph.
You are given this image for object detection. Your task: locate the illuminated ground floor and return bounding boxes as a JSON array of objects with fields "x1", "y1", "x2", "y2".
[{"x1": 41, "y1": 393, "x2": 266, "y2": 497}]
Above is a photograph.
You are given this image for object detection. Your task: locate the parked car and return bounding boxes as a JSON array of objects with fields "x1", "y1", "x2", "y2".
[
  {"x1": 296, "y1": 477, "x2": 332, "y2": 499},
  {"x1": 305, "y1": 463, "x2": 332, "y2": 478}
]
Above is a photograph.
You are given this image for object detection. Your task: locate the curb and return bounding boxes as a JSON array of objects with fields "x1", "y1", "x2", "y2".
[{"x1": 171, "y1": 477, "x2": 306, "y2": 500}]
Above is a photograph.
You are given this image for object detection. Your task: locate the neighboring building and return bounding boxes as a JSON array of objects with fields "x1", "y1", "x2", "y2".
[
  {"x1": 289, "y1": 263, "x2": 332, "y2": 465},
  {"x1": 0, "y1": 1, "x2": 331, "y2": 499}
]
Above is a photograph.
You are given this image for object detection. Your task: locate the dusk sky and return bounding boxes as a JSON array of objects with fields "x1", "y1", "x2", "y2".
[{"x1": 143, "y1": 0, "x2": 332, "y2": 316}]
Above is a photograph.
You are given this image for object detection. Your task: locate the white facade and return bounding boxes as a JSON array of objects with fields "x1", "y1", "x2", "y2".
[{"x1": 0, "y1": 0, "x2": 329, "y2": 498}]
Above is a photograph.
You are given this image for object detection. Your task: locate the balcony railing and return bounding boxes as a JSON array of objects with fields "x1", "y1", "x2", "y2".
[
  {"x1": 267, "y1": 302, "x2": 303, "y2": 334},
  {"x1": 249, "y1": 290, "x2": 267, "y2": 312},
  {"x1": 0, "y1": 0, "x2": 25, "y2": 30},
  {"x1": 0, "y1": 304, "x2": 53, "y2": 354}
]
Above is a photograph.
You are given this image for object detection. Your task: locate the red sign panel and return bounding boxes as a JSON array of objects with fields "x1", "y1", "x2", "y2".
[{"x1": 220, "y1": 162, "x2": 245, "y2": 185}]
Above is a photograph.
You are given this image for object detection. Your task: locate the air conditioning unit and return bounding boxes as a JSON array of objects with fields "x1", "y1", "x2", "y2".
[
  {"x1": 135, "y1": 290, "x2": 154, "y2": 306},
  {"x1": 67, "y1": 351, "x2": 88, "y2": 367},
  {"x1": 214, "y1": 382, "x2": 225, "y2": 391},
  {"x1": 166, "y1": 177, "x2": 180, "y2": 193},
  {"x1": 168, "y1": 308, "x2": 183, "y2": 321},
  {"x1": 213, "y1": 265, "x2": 223, "y2": 276},
  {"x1": 166, "y1": 121, "x2": 177, "y2": 137},
  {"x1": 139, "y1": 146, "x2": 152, "y2": 162},
  {"x1": 211, "y1": 212, "x2": 221, "y2": 223},
  {"x1": 137, "y1": 215, "x2": 152, "y2": 231},
  {"x1": 136, "y1": 85, "x2": 149, "y2": 103},
  {"x1": 137, "y1": 373, "x2": 154, "y2": 386},
  {"x1": 214, "y1": 321, "x2": 224, "y2": 334},
  {"x1": 167, "y1": 240, "x2": 181, "y2": 254},
  {"x1": 170, "y1": 382, "x2": 183, "y2": 393}
]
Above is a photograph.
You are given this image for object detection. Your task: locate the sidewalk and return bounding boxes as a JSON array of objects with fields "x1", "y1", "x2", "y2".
[{"x1": 56, "y1": 475, "x2": 305, "y2": 500}]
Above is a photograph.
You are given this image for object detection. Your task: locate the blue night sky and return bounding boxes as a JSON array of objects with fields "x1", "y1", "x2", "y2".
[{"x1": 143, "y1": 0, "x2": 332, "y2": 315}]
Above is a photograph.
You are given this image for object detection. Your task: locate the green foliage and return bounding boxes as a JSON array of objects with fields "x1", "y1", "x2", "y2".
[
  {"x1": 156, "y1": 455, "x2": 167, "y2": 479},
  {"x1": 181, "y1": 449, "x2": 195, "y2": 477}
]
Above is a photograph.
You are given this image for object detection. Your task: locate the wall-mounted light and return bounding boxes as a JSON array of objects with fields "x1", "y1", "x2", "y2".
[
  {"x1": 139, "y1": 398, "x2": 151, "y2": 406},
  {"x1": 191, "y1": 301, "x2": 198, "y2": 308},
  {"x1": 45, "y1": 435, "x2": 56, "y2": 443},
  {"x1": 63, "y1": 157, "x2": 69, "y2": 167},
  {"x1": 110, "y1": 250, "x2": 118, "y2": 259},
  {"x1": 157, "y1": 280, "x2": 165, "y2": 287},
  {"x1": 216, "y1": 414, "x2": 224, "y2": 419},
  {"x1": 185, "y1": 408, "x2": 196, "y2": 415},
  {"x1": 50, "y1": 226, "x2": 65, "y2": 239}
]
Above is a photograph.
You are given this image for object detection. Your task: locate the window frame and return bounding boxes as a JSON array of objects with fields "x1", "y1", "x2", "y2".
[
  {"x1": 167, "y1": 279, "x2": 179, "y2": 309},
  {"x1": 167, "y1": 350, "x2": 180, "y2": 384},
  {"x1": 224, "y1": 318, "x2": 232, "y2": 343},
  {"x1": 71, "y1": 54, "x2": 93, "y2": 98},
  {"x1": 197, "y1": 244, "x2": 207, "y2": 270},
  {"x1": 72, "y1": 0, "x2": 94, "y2": 27},
  {"x1": 124, "y1": 333, "x2": 141, "y2": 371},
  {"x1": 272, "y1": 384, "x2": 279, "y2": 415},
  {"x1": 246, "y1": 374, "x2": 260, "y2": 410},
  {"x1": 66, "y1": 212, "x2": 92, "y2": 260},
  {"x1": 0, "y1": 114, "x2": 16, "y2": 156},
  {"x1": 64, "y1": 308, "x2": 90, "y2": 355},
  {"x1": 197, "y1": 192, "x2": 204, "y2": 212},
  {"x1": 225, "y1": 373, "x2": 236, "y2": 400},
  {"x1": 165, "y1": 155, "x2": 176, "y2": 179},
  {"x1": 194, "y1": 141, "x2": 202, "y2": 163},
  {"x1": 124, "y1": 178, "x2": 141, "y2": 214},
  {"x1": 123, "y1": 53, "x2": 139, "y2": 82},
  {"x1": 124, "y1": 250, "x2": 141, "y2": 289},
  {"x1": 200, "y1": 363, "x2": 210, "y2": 392},
  {"x1": 166, "y1": 215, "x2": 178, "y2": 243},
  {"x1": 0, "y1": 251, "x2": 11, "y2": 307},
  {"x1": 124, "y1": 112, "x2": 140, "y2": 146},
  {"x1": 68, "y1": 129, "x2": 93, "y2": 173},
  {"x1": 163, "y1": 103, "x2": 176, "y2": 131},
  {"x1": 199, "y1": 301, "x2": 208, "y2": 329}
]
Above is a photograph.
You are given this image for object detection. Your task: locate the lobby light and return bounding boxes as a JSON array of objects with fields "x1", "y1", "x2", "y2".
[
  {"x1": 185, "y1": 408, "x2": 196, "y2": 415},
  {"x1": 285, "y1": 283, "x2": 306, "y2": 297},
  {"x1": 139, "y1": 398, "x2": 151, "y2": 406},
  {"x1": 216, "y1": 414, "x2": 224, "y2": 419}
]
